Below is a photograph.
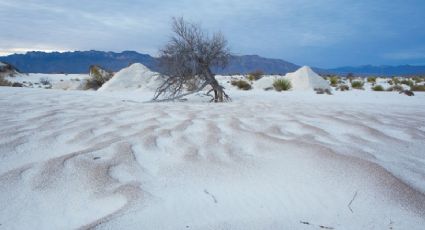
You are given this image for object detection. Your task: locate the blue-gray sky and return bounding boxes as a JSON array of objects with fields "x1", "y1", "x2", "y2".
[{"x1": 0, "y1": 0, "x2": 424, "y2": 68}]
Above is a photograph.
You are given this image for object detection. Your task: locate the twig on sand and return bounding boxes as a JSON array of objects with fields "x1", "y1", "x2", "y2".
[
  {"x1": 204, "y1": 189, "x2": 218, "y2": 204},
  {"x1": 348, "y1": 191, "x2": 358, "y2": 213},
  {"x1": 300, "y1": 221, "x2": 334, "y2": 229}
]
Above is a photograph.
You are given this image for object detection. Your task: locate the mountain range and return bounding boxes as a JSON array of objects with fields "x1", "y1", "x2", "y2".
[{"x1": 1, "y1": 50, "x2": 424, "y2": 76}]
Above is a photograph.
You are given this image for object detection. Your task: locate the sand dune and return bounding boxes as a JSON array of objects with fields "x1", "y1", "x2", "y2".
[{"x1": 0, "y1": 87, "x2": 425, "y2": 229}]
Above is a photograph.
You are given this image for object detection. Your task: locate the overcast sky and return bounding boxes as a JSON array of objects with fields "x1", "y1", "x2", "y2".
[{"x1": 0, "y1": 0, "x2": 424, "y2": 68}]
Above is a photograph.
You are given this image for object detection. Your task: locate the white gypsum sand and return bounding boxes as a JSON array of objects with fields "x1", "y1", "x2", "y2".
[
  {"x1": 98, "y1": 63, "x2": 161, "y2": 92},
  {"x1": 0, "y1": 86, "x2": 424, "y2": 229},
  {"x1": 251, "y1": 66, "x2": 330, "y2": 91}
]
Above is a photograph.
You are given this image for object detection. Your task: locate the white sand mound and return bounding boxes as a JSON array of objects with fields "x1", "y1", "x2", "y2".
[
  {"x1": 253, "y1": 75, "x2": 280, "y2": 90},
  {"x1": 99, "y1": 63, "x2": 161, "y2": 92},
  {"x1": 252, "y1": 66, "x2": 330, "y2": 91},
  {"x1": 287, "y1": 66, "x2": 330, "y2": 90}
]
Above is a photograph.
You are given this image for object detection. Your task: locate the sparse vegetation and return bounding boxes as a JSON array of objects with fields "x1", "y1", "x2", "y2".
[
  {"x1": 410, "y1": 85, "x2": 425, "y2": 91},
  {"x1": 329, "y1": 76, "x2": 339, "y2": 87},
  {"x1": 412, "y1": 77, "x2": 424, "y2": 84},
  {"x1": 400, "y1": 79, "x2": 414, "y2": 87},
  {"x1": 39, "y1": 77, "x2": 51, "y2": 86},
  {"x1": 273, "y1": 79, "x2": 292, "y2": 91},
  {"x1": 347, "y1": 73, "x2": 355, "y2": 83},
  {"x1": 351, "y1": 81, "x2": 364, "y2": 89},
  {"x1": 85, "y1": 65, "x2": 113, "y2": 90},
  {"x1": 12, "y1": 82, "x2": 23, "y2": 87},
  {"x1": 392, "y1": 77, "x2": 400, "y2": 85},
  {"x1": 336, "y1": 84, "x2": 350, "y2": 91},
  {"x1": 84, "y1": 79, "x2": 102, "y2": 90},
  {"x1": 231, "y1": 79, "x2": 252, "y2": 90},
  {"x1": 247, "y1": 70, "x2": 264, "y2": 81},
  {"x1": 315, "y1": 88, "x2": 332, "y2": 95},
  {"x1": 367, "y1": 77, "x2": 377, "y2": 83},
  {"x1": 399, "y1": 90, "x2": 415, "y2": 96},
  {"x1": 387, "y1": 85, "x2": 403, "y2": 92},
  {"x1": 0, "y1": 76, "x2": 12, "y2": 86},
  {"x1": 372, "y1": 85, "x2": 384, "y2": 91}
]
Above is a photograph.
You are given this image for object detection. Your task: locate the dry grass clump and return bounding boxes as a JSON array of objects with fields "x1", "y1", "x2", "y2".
[
  {"x1": 387, "y1": 85, "x2": 403, "y2": 92},
  {"x1": 367, "y1": 77, "x2": 377, "y2": 83},
  {"x1": 0, "y1": 76, "x2": 12, "y2": 86},
  {"x1": 351, "y1": 81, "x2": 364, "y2": 89},
  {"x1": 329, "y1": 76, "x2": 339, "y2": 87},
  {"x1": 412, "y1": 77, "x2": 424, "y2": 84},
  {"x1": 372, "y1": 85, "x2": 384, "y2": 91},
  {"x1": 336, "y1": 84, "x2": 350, "y2": 91},
  {"x1": 400, "y1": 79, "x2": 414, "y2": 87},
  {"x1": 247, "y1": 70, "x2": 264, "y2": 81},
  {"x1": 273, "y1": 79, "x2": 292, "y2": 91},
  {"x1": 231, "y1": 79, "x2": 252, "y2": 90},
  {"x1": 410, "y1": 85, "x2": 425, "y2": 91}
]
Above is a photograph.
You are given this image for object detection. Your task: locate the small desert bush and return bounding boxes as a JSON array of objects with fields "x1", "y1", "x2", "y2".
[
  {"x1": 393, "y1": 77, "x2": 400, "y2": 85},
  {"x1": 231, "y1": 79, "x2": 252, "y2": 90},
  {"x1": 247, "y1": 70, "x2": 264, "y2": 81},
  {"x1": 372, "y1": 85, "x2": 384, "y2": 91},
  {"x1": 329, "y1": 76, "x2": 339, "y2": 87},
  {"x1": 387, "y1": 85, "x2": 403, "y2": 92},
  {"x1": 273, "y1": 79, "x2": 292, "y2": 91},
  {"x1": 400, "y1": 79, "x2": 414, "y2": 87},
  {"x1": 12, "y1": 82, "x2": 23, "y2": 87},
  {"x1": 410, "y1": 85, "x2": 425, "y2": 91},
  {"x1": 84, "y1": 79, "x2": 102, "y2": 90},
  {"x1": 39, "y1": 77, "x2": 51, "y2": 86},
  {"x1": 85, "y1": 65, "x2": 113, "y2": 90},
  {"x1": 367, "y1": 77, "x2": 377, "y2": 83},
  {"x1": 351, "y1": 81, "x2": 364, "y2": 89},
  {"x1": 412, "y1": 77, "x2": 424, "y2": 84},
  {"x1": 336, "y1": 84, "x2": 350, "y2": 91},
  {"x1": 0, "y1": 76, "x2": 11, "y2": 86},
  {"x1": 346, "y1": 73, "x2": 355, "y2": 83},
  {"x1": 315, "y1": 88, "x2": 332, "y2": 95}
]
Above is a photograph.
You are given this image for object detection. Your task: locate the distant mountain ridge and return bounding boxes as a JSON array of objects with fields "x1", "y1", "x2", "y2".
[
  {"x1": 1, "y1": 50, "x2": 424, "y2": 76},
  {"x1": 328, "y1": 65, "x2": 425, "y2": 76},
  {"x1": 0, "y1": 51, "x2": 157, "y2": 74},
  {"x1": 0, "y1": 51, "x2": 300, "y2": 75}
]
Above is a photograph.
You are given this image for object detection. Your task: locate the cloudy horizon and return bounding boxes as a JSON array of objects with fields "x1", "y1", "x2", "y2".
[{"x1": 1, "y1": 0, "x2": 424, "y2": 68}]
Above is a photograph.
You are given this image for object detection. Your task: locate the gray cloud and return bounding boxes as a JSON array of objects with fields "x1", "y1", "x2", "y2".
[{"x1": 1, "y1": 0, "x2": 424, "y2": 67}]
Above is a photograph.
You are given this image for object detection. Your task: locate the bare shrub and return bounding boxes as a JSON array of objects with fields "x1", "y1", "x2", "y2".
[
  {"x1": 336, "y1": 84, "x2": 350, "y2": 91},
  {"x1": 153, "y1": 17, "x2": 230, "y2": 102},
  {"x1": 39, "y1": 77, "x2": 51, "y2": 86}
]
